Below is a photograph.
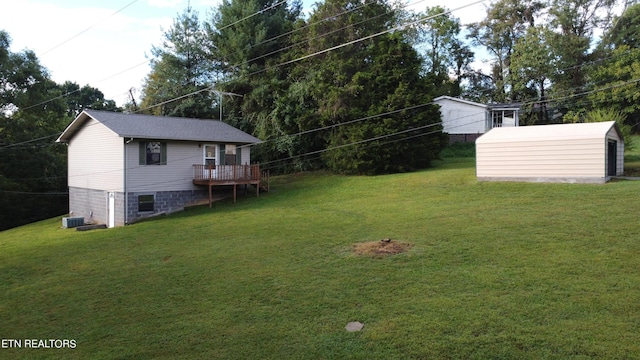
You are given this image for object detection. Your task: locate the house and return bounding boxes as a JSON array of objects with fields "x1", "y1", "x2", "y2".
[
  {"x1": 434, "y1": 96, "x2": 521, "y2": 143},
  {"x1": 56, "y1": 110, "x2": 262, "y2": 227},
  {"x1": 476, "y1": 121, "x2": 624, "y2": 184}
]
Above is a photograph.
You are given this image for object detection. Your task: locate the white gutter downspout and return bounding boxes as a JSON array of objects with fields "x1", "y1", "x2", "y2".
[{"x1": 124, "y1": 137, "x2": 134, "y2": 224}]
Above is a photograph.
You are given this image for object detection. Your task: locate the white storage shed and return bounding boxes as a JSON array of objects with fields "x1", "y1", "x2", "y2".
[{"x1": 476, "y1": 121, "x2": 624, "y2": 184}]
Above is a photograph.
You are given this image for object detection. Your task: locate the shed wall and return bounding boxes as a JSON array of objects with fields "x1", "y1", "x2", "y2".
[{"x1": 476, "y1": 136, "x2": 614, "y2": 183}]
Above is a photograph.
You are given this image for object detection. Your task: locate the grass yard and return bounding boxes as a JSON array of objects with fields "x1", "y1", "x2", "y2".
[{"x1": 1, "y1": 147, "x2": 640, "y2": 359}]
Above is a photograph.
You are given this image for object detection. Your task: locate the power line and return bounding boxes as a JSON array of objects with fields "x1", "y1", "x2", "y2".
[
  {"x1": 39, "y1": 0, "x2": 141, "y2": 57},
  {"x1": 216, "y1": 0, "x2": 288, "y2": 32}
]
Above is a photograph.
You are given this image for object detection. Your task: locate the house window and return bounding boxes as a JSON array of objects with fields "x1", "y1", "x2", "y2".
[
  {"x1": 224, "y1": 144, "x2": 236, "y2": 165},
  {"x1": 204, "y1": 145, "x2": 217, "y2": 167},
  {"x1": 138, "y1": 195, "x2": 154, "y2": 212},
  {"x1": 139, "y1": 141, "x2": 167, "y2": 165}
]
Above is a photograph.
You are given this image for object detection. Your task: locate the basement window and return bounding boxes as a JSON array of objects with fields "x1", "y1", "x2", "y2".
[{"x1": 138, "y1": 195, "x2": 155, "y2": 212}]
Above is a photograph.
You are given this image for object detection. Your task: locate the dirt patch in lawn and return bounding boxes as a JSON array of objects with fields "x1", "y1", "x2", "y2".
[{"x1": 352, "y1": 239, "x2": 413, "y2": 256}]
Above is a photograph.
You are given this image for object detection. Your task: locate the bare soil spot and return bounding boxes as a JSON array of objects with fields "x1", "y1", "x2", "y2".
[{"x1": 352, "y1": 240, "x2": 413, "y2": 256}]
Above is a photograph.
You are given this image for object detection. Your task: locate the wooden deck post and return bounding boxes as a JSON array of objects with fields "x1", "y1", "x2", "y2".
[
  {"x1": 233, "y1": 184, "x2": 237, "y2": 203},
  {"x1": 256, "y1": 164, "x2": 260, "y2": 198},
  {"x1": 208, "y1": 184, "x2": 212, "y2": 208}
]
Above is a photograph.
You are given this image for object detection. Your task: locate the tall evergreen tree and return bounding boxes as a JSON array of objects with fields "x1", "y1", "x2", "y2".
[
  {"x1": 140, "y1": 6, "x2": 215, "y2": 118},
  {"x1": 304, "y1": 0, "x2": 445, "y2": 175},
  {"x1": 205, "y1": 0, "x2": 302, "y2": 133}
]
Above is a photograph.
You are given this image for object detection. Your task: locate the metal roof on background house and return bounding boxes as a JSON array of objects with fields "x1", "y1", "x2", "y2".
[
  {"x1": 476, "y1": 121, "x2": 622, "y2": 144},
  {"x1": 56, "y1": 110, "x2": 261, "y2": 144},
  {"x1": 433, "y1": 96, "x2": 487, "y2": 109}
]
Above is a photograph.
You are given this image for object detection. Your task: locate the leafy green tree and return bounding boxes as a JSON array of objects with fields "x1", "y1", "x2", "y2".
[
  {"x1": 511, "y1": 25, "x2": 558, "y2": 123},
  {"x1": 140, "y1": 7, "x2": 215, "y2": 118},
  {"x1": 0, "y1": 30, "x2": 120, "y2": 230},
  {"x1": 302, "y1": 0, "x2": 445, "y2": 174},
  {"x1": 58, "y1": 81, "x2": 119, "y2": 117},
  {"x1": 408, "y1": 6, "x2": 473, "y2": 96},
  {"x1": 564, "y1": 108, "x2": 633, "y2": 149},
  {"x1": 547, "y1": 0, "x2": 618, "y2": 97},
  {"x1": 0, "y1": 30, "x2": 69, "y2": 230},
  {"x1": 467, "y1": 0, "x2": 546, "y2": 102},
  {"x1": 602, "y1": 2, "x2": 640, "y2": 49},
  {"x1": 584, "y1": 4, "x2": 640, "y2": 129}
]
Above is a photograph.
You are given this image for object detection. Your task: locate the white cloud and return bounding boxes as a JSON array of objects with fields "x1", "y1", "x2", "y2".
[
  {"x1": 0, "y1": 0, "x2": 183, "y2": 106},
  {"x1": 147, "y1": 0, "x2": 185, "y2": 8}
]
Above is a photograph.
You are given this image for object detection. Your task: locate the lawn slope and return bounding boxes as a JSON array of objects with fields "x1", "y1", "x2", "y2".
[{"x1": 1, "y1": 157, "x2": 640, "y2": 359}]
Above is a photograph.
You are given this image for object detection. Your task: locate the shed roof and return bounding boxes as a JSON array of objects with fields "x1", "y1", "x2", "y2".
[
  {"x1": 56, "y1": 110, "x2": 261, "y2": 144},
  {"x1": 476, "y1": 121, "x2": 621, "y2": 144},
  {"x1": 433, "y1": 96, "x2": 487, "y2": 109}
]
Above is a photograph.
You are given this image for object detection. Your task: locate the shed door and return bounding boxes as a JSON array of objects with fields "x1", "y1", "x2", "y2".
[{"x1": 607, "y1": 140, "x2": 617, "y2": 176}]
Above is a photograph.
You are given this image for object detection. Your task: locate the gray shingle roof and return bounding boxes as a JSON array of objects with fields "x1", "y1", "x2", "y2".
[{"x1": 57, "y1": 110, "x2": 261, "y2": 144}]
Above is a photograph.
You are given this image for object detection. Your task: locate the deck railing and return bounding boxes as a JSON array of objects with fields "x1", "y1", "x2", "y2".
[{"x1": 193, "y1": 164, "x2": 261, "y2": 183}]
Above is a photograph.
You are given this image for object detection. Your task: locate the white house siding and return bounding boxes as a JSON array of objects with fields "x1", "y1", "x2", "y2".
[
  {"x1": 67, "y1": 118, "x2": 124, "y2": 191},
  {"x1": 476, "y1": 122, "x2": 624, "y2": 183},
  {"x1": 126, "y1": 140, "x2": 202, "y2": 192},
  {"x1": 435, "y1": 97, "x2": 486, "y2": 135},
  {"x1": 240, "y1": 145, "x2": 251, "y2": 165}
]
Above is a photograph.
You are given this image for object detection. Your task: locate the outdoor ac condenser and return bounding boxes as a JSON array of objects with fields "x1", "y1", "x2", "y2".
[{"x1": 62, "y1": 217, "x2": 84, "y2": 228}]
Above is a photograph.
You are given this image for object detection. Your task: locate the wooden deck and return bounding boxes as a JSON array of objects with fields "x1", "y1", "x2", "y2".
[{"x1": 193, "y1": 164, "x2": 268, "y2": 206}]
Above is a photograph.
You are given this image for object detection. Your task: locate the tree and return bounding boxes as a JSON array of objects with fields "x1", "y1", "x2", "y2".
[
  {"x1": 205, "y1": 0, "x2": 302, "y2": 133},
  {"x1": 511, "y1": 25, "x2": 558, "y2": 123},
  {"x1": 140, "y1": 7, "x2": 216, "y2": 118},
  {"x1": 0, "y1": 30, "x2": 69, "y2": 230},
  {"x1": 58, "y1": 81, "x2": 119, "y2": 117},
  {"x1": 303, "y1": 0, "x2": 445, "y2": 175},
  {"x1": 547, "y1": 0, "x2": 618, "y2": 97},
  {"x1": 0, "y1": 30, "x2": 120, "y2": 230},
  {"x1": 573, "y1": 4, "x2": 640, "y2": 129},
  {"x1": 408, "y1": 6, "x2": 474, "y2": 96},
  {"x1": 467, "y1": 0, "x2": 545, "y2": 102}
]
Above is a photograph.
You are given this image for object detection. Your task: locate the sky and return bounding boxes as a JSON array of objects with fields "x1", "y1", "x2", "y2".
[{"x1": 0, "y1": 0, "x2": 488, "y2": 107}]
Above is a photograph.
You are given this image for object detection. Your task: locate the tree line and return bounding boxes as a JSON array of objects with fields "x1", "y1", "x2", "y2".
[
  {"x1": 2, "y1": 0, "x2": 639, "y2": 230},
  {"x1": 0, "y1": 30, "x2": 119, "y2": 230},
  {"x1": 138, "y1": 0, "x2": 639, "y2": 170}
]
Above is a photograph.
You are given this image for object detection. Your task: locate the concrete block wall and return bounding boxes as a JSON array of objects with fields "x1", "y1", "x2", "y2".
[
  {"x1": 69, "y1": 188, "x2": 126, "y2": 226},
  {"x1": 69, "y1": 187, "x2": 103, "y2": 225},
  {"x1": 126, "y1": 189, "x2": 209, "y2": 224}
]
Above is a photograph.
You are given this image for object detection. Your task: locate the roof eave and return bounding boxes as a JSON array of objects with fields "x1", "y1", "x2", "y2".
[{"x1": 55, "y1": 110, "x2": 92, "y2": 143}]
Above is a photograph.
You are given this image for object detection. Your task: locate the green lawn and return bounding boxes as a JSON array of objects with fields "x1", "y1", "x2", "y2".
[{"x1": 2, "y1": 149, "x2": 640, "y2": 359}]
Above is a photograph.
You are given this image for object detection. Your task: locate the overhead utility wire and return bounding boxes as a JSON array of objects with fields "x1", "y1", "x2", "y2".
[
  {"x1": 14, "y1": 0, "x2": 291, "y2": 114},
  {"x1": 136, "y1": 0, "x2": 486, "y2": 115},
  {"x1": 244, "y1": 0, "x2": 486, "y2": 78},
  {"x1": 39, "y1": 0, "x2": 141, "y2": 57},
  {"x1": 216, "y1": 0, "x2": 288, "y2": 32},
  {"x1": 3, "y1": 0, "x2": 627, "y2": 152},
  {"x1": 242, "y1": 0, "x2": 433, "y2": 67}
]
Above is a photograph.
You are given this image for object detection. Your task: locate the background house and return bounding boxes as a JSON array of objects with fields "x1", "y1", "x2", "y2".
[
  {"x1": 434, "y1": 96, "x2": 521, "y2": 143},
  {"x1": 476, "y1": 121, "x2": 624, "y2": 183},
  {"x1": 56, "y1": 110, "x2": 261, "y2": 227}
]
